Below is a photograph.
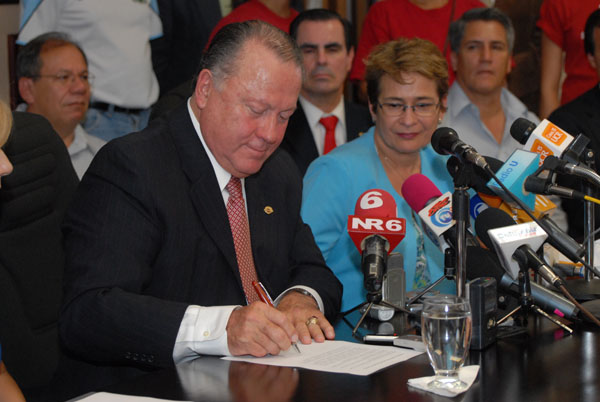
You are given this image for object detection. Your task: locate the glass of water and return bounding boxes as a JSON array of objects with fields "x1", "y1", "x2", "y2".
[{"x1": 421, "y1": 295, "x2": 472, "y2": 391}]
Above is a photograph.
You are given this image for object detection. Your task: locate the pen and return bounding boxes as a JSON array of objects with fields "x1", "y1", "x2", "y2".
[{"x1": 252, "y1": 280, "x2": 301, "y2": 354}]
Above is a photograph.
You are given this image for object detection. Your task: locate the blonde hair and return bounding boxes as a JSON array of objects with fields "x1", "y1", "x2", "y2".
[
  {"x1": 0, "y1": 100, "x2": 12, "y2": 147},
  {"x1": 365, "y1": 38, "x2": 448, "y2": 108}
]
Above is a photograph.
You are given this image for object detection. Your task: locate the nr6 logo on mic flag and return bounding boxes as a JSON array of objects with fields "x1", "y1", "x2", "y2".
[{"x1": 347, "y1": 189, "x2": 406, "y2": 253}]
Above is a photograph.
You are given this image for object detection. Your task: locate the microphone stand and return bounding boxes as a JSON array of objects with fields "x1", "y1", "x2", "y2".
[
  {"x1": 450, "y1": 162, "x2": 471, "y2": 297},
  {"x1": 343, "y1": 289, "x2": 409, "y2": 336},
  {"x1": 565, "y1": 150, "x2": 600, "y2": 300},
  {"x1": 406, "y1": 248, "x2": 456, "y2": 305},
  {"x1": 497, "y1": 255, "x2": 573, "y2": 334}
]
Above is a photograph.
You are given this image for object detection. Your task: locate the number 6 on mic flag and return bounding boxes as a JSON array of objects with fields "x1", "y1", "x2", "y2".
[{"x1": 347, "y1": 189, "x2": 406, "y2": 253}]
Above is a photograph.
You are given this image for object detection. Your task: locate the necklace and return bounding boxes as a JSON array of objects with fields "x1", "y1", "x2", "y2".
[{"x1": 375, "y1": 140, "x2": 421, "y2": 192}]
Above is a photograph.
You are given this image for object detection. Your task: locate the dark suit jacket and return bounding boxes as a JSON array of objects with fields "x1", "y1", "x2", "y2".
[
  {"x1": 60, "y1": 103, "x2": 342, "y2": 371},
  {"x1": 280, "y1": 100, "x2": 373, "y2": 176},
  {"x1": 0, "y1": 113, "x2": 78, "y2": 392},
  {"x1": 548, "y1": 85, "x2": 600, "y2": 241}
]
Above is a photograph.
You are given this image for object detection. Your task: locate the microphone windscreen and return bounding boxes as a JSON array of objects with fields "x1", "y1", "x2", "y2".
[
  {"x1": 401, "y1": 174, "x2": 442, "y2": 212},
  {"x1": 466, "y1": 245, "x2": 505, "y2": 283},
  {"x1": 510, "y1": 117, "x2": 537, "y2": 145},
  {"x1": 474, "y1": 207, "x2": 515, "y2": 249},
  {"x1": 431, "y1": 127, "x2": 458, "y2": 155}
]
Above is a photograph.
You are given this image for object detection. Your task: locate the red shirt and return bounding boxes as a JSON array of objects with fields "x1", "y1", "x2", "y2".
[
  {"x1": 537, "y1": 0, "x2": 600, "y2": 105},
  {"x1": 207, "y1": 0, "x2": 299, "y2": 46},
  {"x1": 350, "y1": 0, "x2": 485, "y2": 83}
]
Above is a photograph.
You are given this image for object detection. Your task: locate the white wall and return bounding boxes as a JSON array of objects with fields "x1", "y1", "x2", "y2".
[{"x1": 0, "y1": 4, "x2": 20, "y2": 103}]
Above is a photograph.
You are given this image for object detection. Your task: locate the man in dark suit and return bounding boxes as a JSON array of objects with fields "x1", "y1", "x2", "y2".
[
  {"x1": 60, "y1": 21, "x2": 342, "y2": 376},
  {"x1": 548, "y1": 9, "x2": 600, "y2": 241},
  {"x1": 282, "y1": 9, "x2": 372, "y2": 176}
]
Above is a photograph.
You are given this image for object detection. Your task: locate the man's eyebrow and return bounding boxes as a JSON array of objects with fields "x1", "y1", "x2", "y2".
[
  {"x1": 324, "y1": 42, "x2": 343, "y2": 49},
  {"x1": 299, "y1": 42, "x2": 343, "y2": 50}
]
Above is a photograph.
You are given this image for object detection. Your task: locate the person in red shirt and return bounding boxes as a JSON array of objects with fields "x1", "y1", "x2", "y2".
[
  {"x1": 207, "y1": 0, "x2": 298, "y2": 45},
  {"x1": 537, "y1": 0, "x2": 600, "y2": 118},
  {"x1": 351, "y1": 0, "x2": 485, "y2": 100}
]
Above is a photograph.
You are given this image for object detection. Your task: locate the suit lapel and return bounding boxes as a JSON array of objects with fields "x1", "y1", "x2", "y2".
[
  {"x1": 287, "y1": 103, "x2": 320, "y2": 161},
  {"x1": 166, "y1": 105, "x2": 240, "y2": 277},
  {"x1": 344, "y1": 99, "x2": 366, "y2": 141},
  {"x1": 244, "y1": 172, "x2": 275, "y2": 282}
]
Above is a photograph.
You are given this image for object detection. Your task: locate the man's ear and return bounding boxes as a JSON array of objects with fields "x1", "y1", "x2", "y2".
[
  {"x1": 194, "y1": 69, "x2": 213, "y2": 109},
  {"x1": 588, "y1": 53, "x2": 598, "y2": 70},
  {"x1": 450, "y1": 51, "x2": 458, "y2": 72},
  {"x1": 18, "y1": 77, "x2": 36, "y2": 105},
  {"x1": 346, "y1": 46, "x2": 355, "y2": 73}
]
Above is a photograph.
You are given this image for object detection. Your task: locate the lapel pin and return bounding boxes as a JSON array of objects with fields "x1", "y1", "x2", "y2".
[{"x1": 264, "y1": 206, "x2": 274, "y2": 214}]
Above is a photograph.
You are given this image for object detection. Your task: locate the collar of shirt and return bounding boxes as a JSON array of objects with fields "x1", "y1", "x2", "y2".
[
  {"x1": 187, "y1": 98, "x2": 246, "y2": 206},
  {"x1": 446, "y1": 82, "x2": 474, "y2": 120},
  {"x1": 16, "y1": 102, "x2": 91, "y2": 157},
  {"x1": 298, "y1": 95, "x2": 346, "y2": 155},
  {"x1": 445, "y1": 82, "x2": 539, "y2": 161},
  {"x1": 447, "y1": 81, "x2": 533, "y2": 122},
  {"x1": 68, "y1": 124, "x2": 91, "y2": 156}
]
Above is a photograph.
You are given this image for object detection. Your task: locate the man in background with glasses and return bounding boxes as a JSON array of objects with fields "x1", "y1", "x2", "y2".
[
  {"x1": 16, "y1": 32, "x2": 105, "y2": 179},
  {"x1": 441, "y1": 8, "x2": 539, "y2": 161}
]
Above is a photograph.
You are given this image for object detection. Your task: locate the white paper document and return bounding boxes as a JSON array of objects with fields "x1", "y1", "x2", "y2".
[
  {"x1": 223, "y1": 340, "x2": 422, "y2": 376},
  {"x1": 76, "y1": 392, "x2": 190, "y2": 402}
]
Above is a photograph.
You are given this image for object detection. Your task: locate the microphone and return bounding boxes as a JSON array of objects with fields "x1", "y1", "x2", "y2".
[
  {"x1": 541, "y1": 155, "x2": 600, "y2": 186},
  {"x1": 347, "y1": 189, "x2": 406, "y2": 292},
  {"x1": 475, "y1": 207, "x2": 565, "y2": 289},
  {"x1": 401, "y1": 173, "x2": 477, "y2": 251},
  {"x1": 511, "y1": 118, "x2": 592, "y2": 164},
  {"x1": 447, "y1": 155, "x2": 508, "y2": 220},
  {"x1": 466, "y1": 245, "x2": 579, "y2": 320},
  {"x1": 486, "y1": 149, "x2": 540, "y2": 210},
  {"x1": 446, "y1": 155, "x2": 504, "y2": 196},
  {"x1": 524, "y1": 176, "x2": 588, "y2": 201},
  {"x1": 431, "y1": 127, "x2": 489, "y2": 170},
  {"x1": 446, "y1": 155, "x2": 558, "y2": 223},
  {"x1": 510, "y1": 118, "x2": 575, "y2": 164},
  {"x1": 471, "y1": 151, "x2": 585, "y2": 262},
  {"x1": 475, "y1": 207, "x2": 547, "y2": 280}
]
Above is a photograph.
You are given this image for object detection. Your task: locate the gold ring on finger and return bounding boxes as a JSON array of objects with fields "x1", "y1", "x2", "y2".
[{"x1": 306, "y1": 316, "x2": 318, "y2": 326}]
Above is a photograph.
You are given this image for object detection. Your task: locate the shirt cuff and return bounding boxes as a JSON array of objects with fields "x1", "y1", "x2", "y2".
[
  {"x1": 172, "y1": 304, "x2": 239, "y2": 364},
  {"x1": 274, "y1": 285, "x2": 324, "y2": 313}
]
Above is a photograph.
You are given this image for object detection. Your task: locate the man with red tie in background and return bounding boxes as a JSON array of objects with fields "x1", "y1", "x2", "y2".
[{"x1": 281, "y1": 9, "x2": 372, "y2": 176}]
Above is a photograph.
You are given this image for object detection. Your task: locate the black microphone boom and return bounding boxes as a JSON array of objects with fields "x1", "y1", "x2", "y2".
[
  {"x1": 512, "y1": 246, "x2": 565, "y2": 289},
  {"x1": 432, "y1": 127, "x2": 489, "y2": 170},
  {"x1": 524, "y1": 175, "x2": 587, "y2": 201}
]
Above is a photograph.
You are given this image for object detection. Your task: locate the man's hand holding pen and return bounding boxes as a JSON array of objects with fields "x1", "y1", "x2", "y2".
[
  {"x1": 225, "y1": 286, "x2": 335, "y2": 357},
  {"x1": 226, "y1": 301, "x2": 299, "y2": 357}
]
